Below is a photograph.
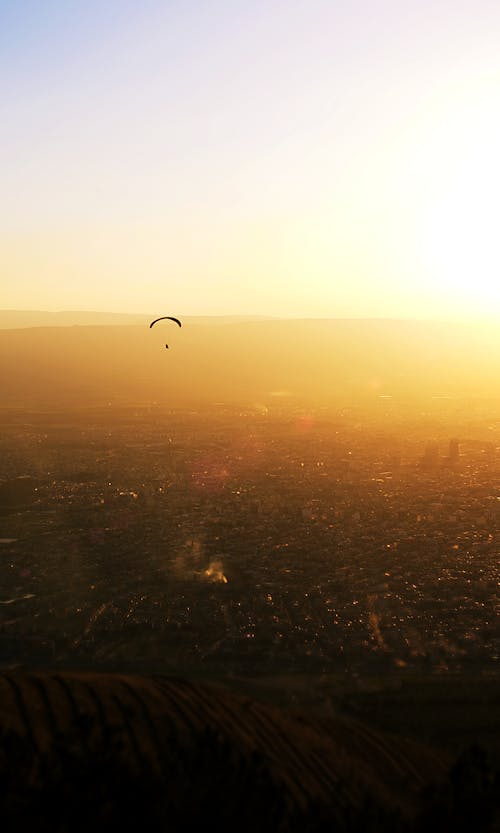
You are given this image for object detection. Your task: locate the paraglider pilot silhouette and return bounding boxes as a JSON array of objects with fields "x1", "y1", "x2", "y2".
[{"x1": 149, "y1": 316, "x2": 182, "y2": 349}]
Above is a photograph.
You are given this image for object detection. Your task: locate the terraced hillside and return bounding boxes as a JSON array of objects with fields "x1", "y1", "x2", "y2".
[{"x1": 1, "y1": 670, "x2": 483, "y2": 832}]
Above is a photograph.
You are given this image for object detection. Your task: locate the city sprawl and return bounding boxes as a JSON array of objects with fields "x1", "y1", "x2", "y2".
[{"x1": 0, "y1": 403, "x2": 498, "y2": 680}]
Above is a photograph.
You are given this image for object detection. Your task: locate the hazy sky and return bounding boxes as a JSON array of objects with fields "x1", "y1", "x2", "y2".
[{"x1": 2, "y1": 0, "x2": 500, "y2": 319}]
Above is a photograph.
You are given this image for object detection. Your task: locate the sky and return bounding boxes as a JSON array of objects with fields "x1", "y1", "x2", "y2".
[{"x1": 2, "y1": 0, "x2": 500, "y2": 320}]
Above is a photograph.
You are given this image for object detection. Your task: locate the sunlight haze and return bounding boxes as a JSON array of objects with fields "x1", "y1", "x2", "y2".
[{"x1": 2, "y1": 0, "x2": 499, "y2": 320}]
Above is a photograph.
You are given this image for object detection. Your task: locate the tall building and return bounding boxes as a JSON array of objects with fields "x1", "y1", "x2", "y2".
[
  {"x1": 421, "y1": 442, "x2": 439, "y2": 469},
  {"x1": 448, "y1": 438, "x2": 460, "y2": 464}
]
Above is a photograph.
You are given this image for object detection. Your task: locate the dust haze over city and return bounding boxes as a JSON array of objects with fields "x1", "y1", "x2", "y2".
[{"x1": 1, "y1": 1, "x2": 499, "y2": 830}]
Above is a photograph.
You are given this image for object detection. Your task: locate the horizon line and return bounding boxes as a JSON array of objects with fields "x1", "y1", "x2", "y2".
[{"x1": 1, "y1": 309, "x2": 499, "y2": 325}]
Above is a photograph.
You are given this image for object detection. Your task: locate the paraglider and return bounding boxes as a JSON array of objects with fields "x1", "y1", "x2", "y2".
[{"x1": 149, "y1": 316, "x2": 182, "y2": 349}]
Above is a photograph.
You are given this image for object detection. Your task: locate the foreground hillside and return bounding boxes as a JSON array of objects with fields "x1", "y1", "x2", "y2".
[{"x1": 3, "y1": 670, "x2": 498, "y2": 832}]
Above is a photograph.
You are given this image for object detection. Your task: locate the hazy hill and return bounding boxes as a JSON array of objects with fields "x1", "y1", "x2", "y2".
[{"x1": 0, "y1": 318, "x2": 499, "y2": 409}]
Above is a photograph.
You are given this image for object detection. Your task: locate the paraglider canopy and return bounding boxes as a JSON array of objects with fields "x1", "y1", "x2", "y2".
[{"x1": 149, "y1": 316, "x2": 182, "y2": 328}]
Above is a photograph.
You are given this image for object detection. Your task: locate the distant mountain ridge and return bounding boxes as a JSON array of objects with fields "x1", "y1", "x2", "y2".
[{"x1": 0, "y1": 311, "x2": 274, "y2": 329}]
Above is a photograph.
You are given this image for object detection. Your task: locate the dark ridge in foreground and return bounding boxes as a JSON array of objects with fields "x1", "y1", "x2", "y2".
[{"x1": 1, "y1": 672, "x2": 498, "y2": 831}]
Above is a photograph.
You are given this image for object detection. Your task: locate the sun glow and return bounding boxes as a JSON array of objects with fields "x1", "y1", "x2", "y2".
[{"x1": 410, "y1": 80, "x2": 500, "y2": 319}]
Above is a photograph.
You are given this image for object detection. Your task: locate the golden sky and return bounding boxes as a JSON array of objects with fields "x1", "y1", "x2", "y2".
[{"x1": 2, "y1": 1, "x2": 500, "y2": 320}]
